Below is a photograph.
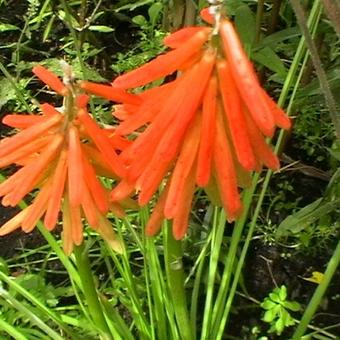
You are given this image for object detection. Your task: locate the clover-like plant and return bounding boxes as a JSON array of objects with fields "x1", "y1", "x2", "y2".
[{"x1": 261, "y1": 285, "x2": 301, "y2": 336}]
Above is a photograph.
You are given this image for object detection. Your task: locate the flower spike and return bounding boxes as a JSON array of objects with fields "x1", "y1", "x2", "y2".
[
  {"x1": 0, "y1": 65, "x2": 135, "y2": 254},
  {"x1": 81, "y1": 7, "x2": 291, "y2": 239}
]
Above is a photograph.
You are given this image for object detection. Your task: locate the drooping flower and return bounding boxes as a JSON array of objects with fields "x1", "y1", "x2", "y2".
[
  {"x1": 0, "y1": 66, "x2": 137, "y2": 254},
  {"x1": 81, "y1": 8, "x2": 291, "y2": 239}
]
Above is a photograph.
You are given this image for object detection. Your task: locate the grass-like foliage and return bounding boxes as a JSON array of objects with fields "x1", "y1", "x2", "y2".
[{"x1": 0, "y1": 1, "x2": 339, "y2": 339}]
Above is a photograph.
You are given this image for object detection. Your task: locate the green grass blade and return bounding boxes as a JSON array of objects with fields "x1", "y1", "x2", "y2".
[
  {"x1": 0, "y1": 288, "x2": 64, "y2": 340},
  {"x1": 0, "y1": 270, "x2": 80, "y2": 339},
  {"x1": 211, "y1": 1, "x2": 324, "y2": 337},
  {"x1": 0, "y1": 318, "x2": 27, "y2": 340},
  {"x1": 200, "y1": 208, "x2": 226, "y2": 339}
]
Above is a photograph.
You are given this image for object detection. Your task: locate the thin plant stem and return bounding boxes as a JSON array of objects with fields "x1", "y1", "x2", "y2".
[
  {"x1": 200, "y1": 208, "x2": 226, "y2": 339},
  {"x1": 164, "y1": 222, "x2": 193, "y2": 340},
  {"x1": 79, "y1": 0, "x2": 88, "y2": 46},
  {"x1": 269, "y1": 0, "x2": 283, "y2": 34},
  {"x1": 215, "y1": 0, "x2": 323, "y2": 333},
  {"x1": 216, "y1": 173, "x2": 269, "y2": 338},
  {"x1": 73, "y1": 244, "x2": 112, "y2": 339},
  {"x1": 59, "y1": 0, "x2": 85, "y2": 72},
  {"x1": 108, "y1": 246, "x2": 151, "y2": 338},
  {"x1": 210, "y1": 176, "x2": 259, "y2": 336},
  {"x1": 292, "y1": 240, "x2": 340, "y2": 339},
  {"x1": 58, "y1": 0, "x2": 100, "y2": 118},
  {"x1": 280, "y1": 0, "x2": 322, "y2": 108},
  {"x1": 14, "y1": 14, "x2": 30, "y2": 75},
  {"x1": 146, "y1": 237, "x2": 171, "y2": 340},
  {"x1": 190, "y1": 244, "x2": 208, "y2": 338},
  {"x1": 138, "y1": 208, "x2": 168, "y2": 340},
  {"x1": 118, "y1": 214, "x2": 163, "y2": 339},
  {"x1": 255, "y1": 0, "x2": 265, "y2": 43},
  {"x1": 210, "y1": 1, "x2": 323, "y2": 337},
  {"x1": 290, "y1": 0, "x2": 340, "y2": 139}
]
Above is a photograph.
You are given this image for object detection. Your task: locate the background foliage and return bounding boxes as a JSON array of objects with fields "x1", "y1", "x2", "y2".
[{"x1": 0, "y1": 0, "x2": 339, "y2": 339}]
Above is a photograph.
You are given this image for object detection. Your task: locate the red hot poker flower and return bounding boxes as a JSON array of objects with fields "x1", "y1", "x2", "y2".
[
  {"x1": 0, "y1": 66, "x2": 136, "y2": 254},
  {"x1": 82, "y1": 9, "x2": 291, "y2": 239}
]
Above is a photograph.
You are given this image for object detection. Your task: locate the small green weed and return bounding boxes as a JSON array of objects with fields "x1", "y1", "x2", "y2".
[{"x1": 261, "y1": 285, "x2": 301, "y2": 336}]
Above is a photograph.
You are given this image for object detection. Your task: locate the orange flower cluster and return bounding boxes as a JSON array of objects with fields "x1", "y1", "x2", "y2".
[
  {"x1": 0, "y1": 66, "x2": 134, "y2": 254},
  {"x1": 81, "y1": 9, "x2": 291, "y2": 240}
]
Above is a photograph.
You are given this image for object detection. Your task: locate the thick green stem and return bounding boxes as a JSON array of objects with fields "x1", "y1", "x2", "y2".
[
  {"x1": 73, "y1": 245, "x2": 112, "y2": 339},
  {"x1": 292, "y1": 240, "x2": 340, "y2": 339},
  {"x1": 164, "y1": 223, "x2": 193, "y2": 340}
]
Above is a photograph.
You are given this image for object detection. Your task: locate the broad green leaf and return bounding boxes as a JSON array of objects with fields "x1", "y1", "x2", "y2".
[
  {"x1": 275, "y1": 317, "x2": 285, "y2": 335},
  {"x1": 263, "y1": 308, "x2": 278, "y2": 323},
  {"x1": 57, "y1": 10, "x2": 80, "y2": 29},
  {"x1": 225, "y1": 0, "x2": 247, "y2": 16},
  {"x1": 269, "y1": 292, "x2": 281, "y2": 303},
  {"x1": 235, "y1": 5, "x2": 256, "y2": 47},
  {"x1": 280, "y1": 308, "x2": 291, "y2": 326},
  {"x1": 132, "y1": 15, "x2": 147, "y2": 27},
  {"x1": 276, "y1": 198, "x2": 340, "y2": 237},
  {"x1": 148, "y1": 2, "x2": 162, "y2": 27},
  {"x1": 283, "y1": 300, "x2": 301, "y2": 312},
  {"x1": 276, "y1": 198, "x2": 323, "y2": 237},
  {"x1": 258, "y1": 27, "x2": 300, "y2": 48},
  {"x1": 261, "y1": 299, "x2": 277, "y2": 310},
  {"x1": 278, "y1": 285, "x2": 287, "y2": 301},
  {"x1": 325, "y1": 168, "x2": 340, "y2": 197},
  {"x1": 279, "y1": 308, "x2": 296, "y2": 331},
  {"x1": 252, "y1": 47, "x2": 287, "y2": 78}
]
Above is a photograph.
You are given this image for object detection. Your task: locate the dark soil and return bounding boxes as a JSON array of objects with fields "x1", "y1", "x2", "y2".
[
  {"x1": 0, "y1": 1, "x2": 339, "y2": 339},
  {"x1": 227, "y1": 240, "x2": 340, "y2": 339}
]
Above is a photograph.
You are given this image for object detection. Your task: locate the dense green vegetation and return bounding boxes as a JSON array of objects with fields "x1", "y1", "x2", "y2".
[{"x1": 0, "y1": 1, "x2": 339, "y2": 339}]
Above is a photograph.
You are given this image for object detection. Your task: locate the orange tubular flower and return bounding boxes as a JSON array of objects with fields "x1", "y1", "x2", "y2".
[
  {"x1": 0, "y1": 65, "x2": 135, "y2": 254},
  {"x1": 81, "y1": 8, "x2": 291, "y2": 239}
]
